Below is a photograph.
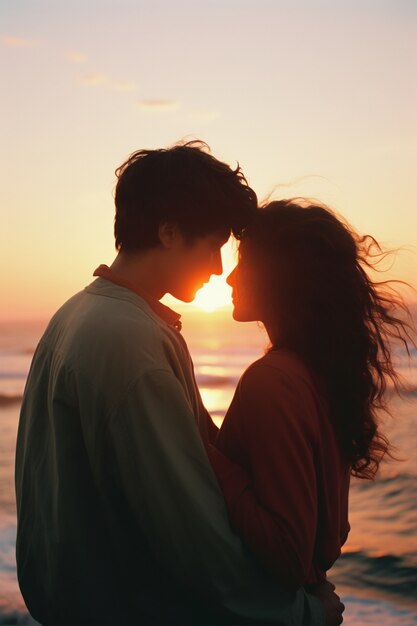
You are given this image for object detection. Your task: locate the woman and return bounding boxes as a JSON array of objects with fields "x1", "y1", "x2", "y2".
[{"x1": 206, "y1": 199, "x2": 413, "y2": 590}]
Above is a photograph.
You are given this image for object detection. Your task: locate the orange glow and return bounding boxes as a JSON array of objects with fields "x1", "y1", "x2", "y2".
[
  {"x1": 1, "y1": 3, "x2": 416, "y2": 320},
  {"x1": 191, "y1": 242, "x2": 237, "y2": 312},
  {"x1": 192, "y1": 276, "x2": 232, "y2": 312}
]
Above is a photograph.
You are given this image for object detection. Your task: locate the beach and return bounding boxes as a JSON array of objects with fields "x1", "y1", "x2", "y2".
[{"x1": 1, "y1": 311, "x2": 416, "y2": 625}]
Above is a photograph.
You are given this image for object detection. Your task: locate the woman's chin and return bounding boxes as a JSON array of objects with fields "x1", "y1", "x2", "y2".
[{"x1": 232, "y1": 307, "x2": 254, "y2": 322}]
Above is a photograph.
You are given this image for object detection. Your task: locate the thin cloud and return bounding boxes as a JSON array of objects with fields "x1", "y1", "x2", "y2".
[
  {"x1": 1, "y1": 36, "x2": 33, "y2": 47},
  {"x1": 136, "y1": 99, "x2": 180, "y2": 111},
  {"x1": 191, "y1": 109, "x2": 221, "y2": 122},
  {"x1": 66, "y1": 51, "x2": 87, "y2": 64},
  {"x1": 80, "y1": 73, "x2": 108, "y2": 86},
  {"x1": 79, "y1": 73, "x2": 136, "y2": 92},
  {"x1": 109, "y1": 80, "x2": 137, "y2": 92}
]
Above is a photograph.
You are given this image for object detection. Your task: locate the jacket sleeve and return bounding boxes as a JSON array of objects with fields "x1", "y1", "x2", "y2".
[
  {"x1": 212, "y1": 362, "x2": 321, "y2": 588},
  {"x1": 107, "y1": 367, "x2": 324, "y2": 625}
]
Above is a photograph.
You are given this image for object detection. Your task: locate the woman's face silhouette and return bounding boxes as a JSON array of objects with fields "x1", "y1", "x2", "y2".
[{"x1": 227, "y1": 243, "x2": 267, "y2": 323}]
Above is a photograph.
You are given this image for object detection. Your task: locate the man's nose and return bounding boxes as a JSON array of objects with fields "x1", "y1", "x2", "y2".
[{"x1": 211, "y1": 250, "x2": 223, "y2": 276}]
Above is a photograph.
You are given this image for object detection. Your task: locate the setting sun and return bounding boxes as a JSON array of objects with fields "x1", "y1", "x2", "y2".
[
  {"x1": 193, "y1": 276, "x2": 232, "y2": 312},
  {"x1": 191, "y1": 241, "x2": 237, "y2": 312}
]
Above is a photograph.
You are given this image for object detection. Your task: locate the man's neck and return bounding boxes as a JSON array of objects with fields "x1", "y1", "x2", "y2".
[{"x1": 109, "y1": 251, "x2": 166, "y2": 301}]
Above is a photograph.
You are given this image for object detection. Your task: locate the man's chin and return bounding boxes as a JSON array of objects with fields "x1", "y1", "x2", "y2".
[
  {"x1": 182, "y1": 295, "x2": 196, "y2": 304},
  {"x1": 169, "y1": 290, "x2": 198, "y2": 304}
]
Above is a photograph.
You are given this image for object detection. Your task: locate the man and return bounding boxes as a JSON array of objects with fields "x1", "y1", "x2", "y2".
[{"x1": 16, "y1": 141, "x2": 342, "y2": 625}]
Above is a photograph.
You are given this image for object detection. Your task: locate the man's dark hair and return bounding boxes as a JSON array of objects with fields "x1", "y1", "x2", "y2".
[{"x1": 114, "y1": 140, "x2": 257, "y2": 251}]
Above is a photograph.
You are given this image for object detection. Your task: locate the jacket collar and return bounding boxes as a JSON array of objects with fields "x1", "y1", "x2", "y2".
[{"x1": 93, "y1": 264, "x2": 182, "y2": 331}]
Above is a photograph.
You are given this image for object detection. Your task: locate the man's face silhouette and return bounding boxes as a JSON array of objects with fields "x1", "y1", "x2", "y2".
[{"x1": 167, "y1": 230, "x2": 228, "y2": 303}]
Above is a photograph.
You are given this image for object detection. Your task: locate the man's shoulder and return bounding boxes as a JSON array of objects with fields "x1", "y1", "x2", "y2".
[
  {"x1": 42, "y1": 284, "x2": 170, "y2": 369},
  {"x1": 54, "y1": 282, "x2": 158, "y2": 338},
  {"x1": 29, "y1": 286, "x2": 179, "y2": 405}
]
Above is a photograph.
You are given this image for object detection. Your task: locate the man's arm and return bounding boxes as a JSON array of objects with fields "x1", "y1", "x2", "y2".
[
  {"x1": 107, "y1": 367, "x2": 324, "y2": 625},
  {"x1": 202, "y1": 407, "x2": 220, "y2": 445}
]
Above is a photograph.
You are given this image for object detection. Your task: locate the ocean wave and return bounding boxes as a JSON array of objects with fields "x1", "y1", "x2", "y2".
[
  {"x1": 340, "y1": 595, "x2": 417, "y2": 626},
  {"x1": 0, "y1": 395, "x2": 22, "y2": 407},
  {"x1": 0, "y1": 373, "x2": 28, "y2": 380},
  {"x1": 196, "y1": 374, "x2": 237, "y2": 388},
  {"x1": 356, "y1": 471, "x2": 417, "y2": 486},
  {"x1": 0, "y1": 347, "x2": 35, "y2": 356},
  {"x1": 332, "y1": 550, "x2": 417, "y2": 600}
]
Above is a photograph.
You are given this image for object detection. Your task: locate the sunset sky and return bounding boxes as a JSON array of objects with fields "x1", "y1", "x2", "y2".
[{"x1": 1, "y1": 0, "x2": 416, "y2": 319}]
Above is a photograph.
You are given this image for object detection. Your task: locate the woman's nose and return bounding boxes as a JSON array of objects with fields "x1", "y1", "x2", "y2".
[{"x1": 226, "y1": 267, "x2": 236, "y2": 286}]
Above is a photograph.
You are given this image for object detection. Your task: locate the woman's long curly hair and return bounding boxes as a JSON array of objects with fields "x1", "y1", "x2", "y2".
[{"x1": 241, "y1": 199, "x2": 415, "y2": 479}]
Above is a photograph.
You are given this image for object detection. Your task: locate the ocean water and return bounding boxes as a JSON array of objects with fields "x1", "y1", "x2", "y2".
[{"x1": 0, "y1": 310, "x2": 416, "y2": 625}]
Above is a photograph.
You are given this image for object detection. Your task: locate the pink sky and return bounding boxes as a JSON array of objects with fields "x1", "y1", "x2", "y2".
[{"x1": 1, "y1": 0, "x2": 416, "y2": 319}]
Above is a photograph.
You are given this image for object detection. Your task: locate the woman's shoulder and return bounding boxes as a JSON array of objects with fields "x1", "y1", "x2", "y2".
[
  {"x1": 240, "y1": 349, "x2": 327, "y2": 413},
  {"x1": 235, "y1": 349, "x2": 325, "y2": 441},
  {"x1": 242, "y1": 349, "x2": 313, "y2": 390}
]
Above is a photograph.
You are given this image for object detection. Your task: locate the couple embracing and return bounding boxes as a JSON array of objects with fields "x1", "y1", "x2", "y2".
[{"x1": 16, "y1": 141, "x2": 409, "y2": 625}]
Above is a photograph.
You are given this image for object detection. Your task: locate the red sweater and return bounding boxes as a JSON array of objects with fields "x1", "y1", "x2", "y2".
[{"x1": 207, "y1": 349, "x2": 350, "y2": 589}]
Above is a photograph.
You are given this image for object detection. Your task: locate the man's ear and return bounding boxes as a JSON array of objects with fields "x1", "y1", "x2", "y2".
[{"x1": 158, "y1": 222, "x2": 182, "y2": 249}]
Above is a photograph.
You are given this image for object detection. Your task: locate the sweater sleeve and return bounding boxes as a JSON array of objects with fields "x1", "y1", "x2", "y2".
[
  {"x1": 107, "y1": 367, "x2": 324, "y2": 625},
  {"x1": 203, "y1": 407, "x2": 220, "y2": 445},
  {"x1": 213, "y1": 359, "x2": 321, "y2": 588}
]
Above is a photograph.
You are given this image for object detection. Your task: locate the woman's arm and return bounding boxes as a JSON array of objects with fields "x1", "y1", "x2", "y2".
[{"x1": 209, "y1": 358, "x2": 322, "y2": 588}]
